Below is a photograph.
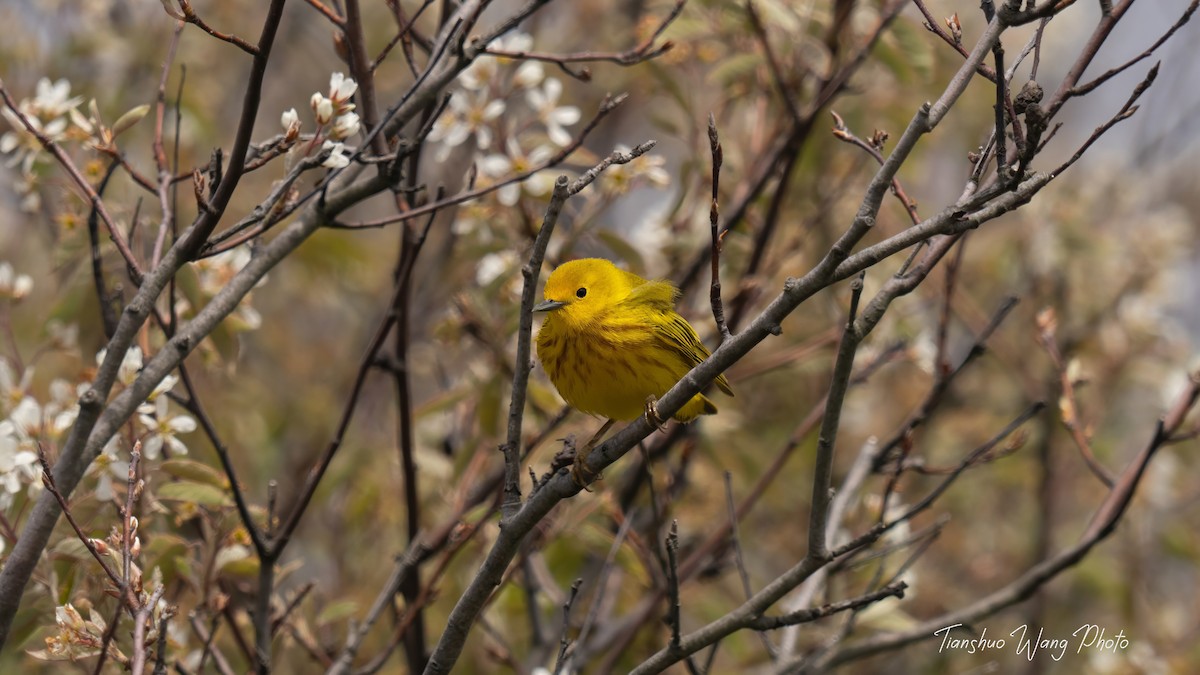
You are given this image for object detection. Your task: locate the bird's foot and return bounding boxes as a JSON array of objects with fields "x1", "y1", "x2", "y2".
[
  {"x1": 570, "y1": 445, "x2": 601, "y2": 490},
  {"x1": 570, "y1": 419, "x2": 615, "y2": 490},
  {"x1": 645, "y1": 395, "x2": 666, "y2": 432}
]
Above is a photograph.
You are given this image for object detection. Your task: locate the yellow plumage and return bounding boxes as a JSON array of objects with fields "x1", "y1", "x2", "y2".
[{"x1": 534, "y1": 258, "x2": 732, "y2": 423}]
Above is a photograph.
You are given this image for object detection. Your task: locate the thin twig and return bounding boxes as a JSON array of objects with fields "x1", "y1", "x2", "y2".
[
  {"x1": 177, "y1": 0, "x2": 259, "y2": 54},
  {"x1": 551, "y1": 579, "x2": 583, "y2": 675},
  {"x1": 1036, "y1": 309, "x2": 1115, "y2": 487},
  {"x1": 829, "y1": 110, "x2": 920, "y2": 225},
  {"x1": 338, "y1": 94, "x2": 631, "y2": 229},
  {"x1": 724, "y1": 473, "x2": 775, "y2": 659},
  {"x1": 707, "y1": 114, "x2": 732, "y2": 342},
  {"x1": 479, "y1": 0, "x2": 685, "y2": 80},
  {"x1": 502, "y1": 173, "x2": 573, "y2": 517}
]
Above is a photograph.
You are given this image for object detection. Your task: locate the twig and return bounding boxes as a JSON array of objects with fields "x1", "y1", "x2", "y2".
[
  {"x1": 479, "y1": 0, "x2": 685, "y2": 81},
  {"x1": 502, "y1": 173, "x2": 573, "y2": 518},
  {"x1": 989, "y1": 29, "x2": 1010, "y2": 181},
  {"x1": 328, "y1": 542, "x2": 429, "y2": 675},
  {"x1": 665, "y1": 521, "x2": 683, "y2": 652},
  {"x1": 747, "y1": 582, "x2": 907, "y2": 630},
  {"x1": 1069, "y1": 0, "x2": 1197, "y2": 98},
  {"x1": 934, "y1": 237, "x2": 968, "y2": 377},
  {"x1": 707, "y1": 114, "x2": 732, "y2": 342},
  {"x1": 571, "y1": 514, "x2": 634, "y2": 666},
  {"x1": 35, "y1": 446, "x2": 126, "y2": 600},
  {"x1": 1050, "y1": 63, "x2": 1157, "y2": 178},
  {"x1": 724, "y1": 473, "x2": 775, "y2": 659},
  {"x1": 1036, "y1": 308, "x2": 1115, "y2": 487},
  {"x1": 745, "y1": 0, "x2": 804, "y2": 122},
  {"x1": 423, "y1": 142, "x2": 658, "y2": 674},
  {"x1": 189, "y1": 615, "x2": 238, "y2": 675},
  {"x1": 372, "y1": 0, "x2": 435, "y2": 71},
  {"x1": 338, "y1": 94, "x2": 631, "y2": 229},
  {"x1": 0, "y1": 83, "x2": 145, "y2": 283},
  {"x1": 807, "y1": 272, "x2": 866, "y2": 560},
  {"x1": 551, "y1": 579, "x2": 583, "y2": 675},
  {"x1": 151, "y1": 24, "x2": 185, "y2": 269},
  {"x1": 88, "y1": 160, "x2": 123, "y2": 338},
  {"x1": 384, "y1": 183, "x2": 444, "y2": 672},
  {"x1": 129, "y1": 585, "x2": 167, "y2": 675},
  {"x1": 302, "y1": 0, "x2": 345, "y2": 25},
  {"x1": 90, "y1": 602, "x2": 123, "y2": 675},
  {"x1": 153, "y1": 613, "x2": 170, "y2": 675},
  {"x1": 874, "y1": 296, "x2": 1020, "y2": 470},
  {"x1": 175, "y1": 364, "x2": 268, "y2": 554},
  {"x1": 817, "y1": 375, "x2": 1199, "y2": 669},
  {"x1": 829, "y1": 110, "x2": 920, "y2": 225},
  {"x1": 777, "y1": 438, "x2": 877, "y2": 658},
  {"x1": 177, "y1": 0, "x2": 259, "y2": 54}
]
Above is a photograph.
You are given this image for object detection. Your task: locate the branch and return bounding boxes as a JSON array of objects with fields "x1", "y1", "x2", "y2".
[
  {"x1": 1067, "y1": 0, "x2": 1197, "y2": 98},
  {"x1": 479, "y1": 0, "x2": 684, "y2": 80},
  {"x1": 177, "y1": 0, "x2": 259, "y2": 54},
  {"x1": 707, "y1": 114, "x2": 732, "y2": 342},
  {"x1": 829, "y1": 110, "x2": 920, "y2": 225},
  {"x1": 423, "y1": 141, "x2": 658, "y2": 674},
  {"x1": 338, "y1": 94, "x2": 630, "y2": 229},
  {"x1": 0, "y1": 0, "x2": 289, "y2": 648},
  {"x1": 821, "y1": 373, "x2": 1199, "y2": 668},
  {"x1": 502, "y1": 173, "x2": 572, "y2": 518},
  {"x1": 747, "y1": 582, "x2": 907, "y2": 630}
]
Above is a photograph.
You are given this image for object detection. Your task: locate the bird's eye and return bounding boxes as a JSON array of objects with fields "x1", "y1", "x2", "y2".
[{"x1": 576, "y1": 287, "x2": 587, "y2": 298}]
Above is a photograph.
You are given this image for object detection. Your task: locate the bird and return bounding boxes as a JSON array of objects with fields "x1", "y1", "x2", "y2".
[{"x1": 533, "y1": 258, "x2": 732, "y2": 483}]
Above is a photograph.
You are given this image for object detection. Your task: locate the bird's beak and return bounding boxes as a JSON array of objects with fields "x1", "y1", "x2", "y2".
[{"x1": 532, "y1": 299, "x2": 567, "y2": 313}]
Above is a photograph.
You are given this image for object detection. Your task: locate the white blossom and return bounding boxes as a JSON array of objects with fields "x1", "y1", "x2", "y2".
[
  {"x1": 602, "y1": 144, "x2": 670, "y2": 194},
  {"x1": 92, "y1": 437, "x2": 128, "y2": 502},
  {"x1": 96, "y1": 346, "x2": 143, "y2": 387},
  {"x1": 427, "y1": 90, "x2": 505, "y2": 151},
  {"x1": 526, "y1": 78, "x2": 580, "y2": 146},
  {"x1": 32, "y1": 78, "x2": 83, "y2": 118},
  {"x1": 476, "y1": 251, "x2": 518, "y2": 286},
  {"x1": 513, "y1": 61, "x2": 545, "y2": 89},
  {"x1": 321, "y1": 140, "x2": 351, "y2": 168},
  {"x1": 328, "y1": 72, "x2": 358, "y2": 103},
  {"x1": 459, "y1": 57, "x2": 500, "y2": 91},
  {"x1": 0, "y1": 262, "x2": 33, "y2": 300},
  {"x1": 280, "y1": 107, "x2": 300, "y2": 134},
  {"x1": 329, "y1": 112, "x2": 361, "y2": 140},
  {"x1": 311, "y1": 93, "x2": 334, "y2": 125},
  {"x1": 0, "y1": 358, "x2": 33, "y2": 413},
  {"x1": 479, "y1": 138, "x2": 556, "y2": 206},
  {"x1": 137, "y1": 395, "x2": 196, "y2": 460}
]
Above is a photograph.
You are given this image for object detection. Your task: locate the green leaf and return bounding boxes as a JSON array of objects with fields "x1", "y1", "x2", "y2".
[
  {"x1": 709, "y1": 53, "x2": 762, "y2": 87},
  {"x1": 112, "y1": 104, "x2": 151, "y2": 138},
  {"x1": 317, "y1": 600, "x2": 359, "y2": 625},
  {"x1": 527, "y1": 380, "x2": 565, "y2": 415},
  {"x1": 219, "y1": 557, "x2": 260, "y2": 579},
  {"x1": 51, "y1": 537, "x2": 97, "y2": 561},
  {"x1": 596, "y1": 230, "x2": 645, "y2": 275},
  {"x1": 889, "y1": 18, "x2": 934, "y2": 83},
  {"x1": 160, "y1": 459, "x2": 229, "y2": 488},
  {"x1": 478, "y1": 376, "x2": 502, "y2": 438},
  {"x1": 157, "y1": 481, "x2": 233, "y2": 507}
]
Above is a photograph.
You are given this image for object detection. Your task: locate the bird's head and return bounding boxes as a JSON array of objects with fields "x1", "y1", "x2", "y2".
[{"x1": 533, "y1": 258, "x2": 631, "y2": 326}]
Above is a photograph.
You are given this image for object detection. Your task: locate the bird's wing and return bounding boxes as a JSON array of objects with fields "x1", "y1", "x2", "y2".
[
  {"x1": 622, "y1": 277, "x2": 677, "y2": 310},
  {"x1": 654, "y1": 311, "x2": 735, "y2": 396}
]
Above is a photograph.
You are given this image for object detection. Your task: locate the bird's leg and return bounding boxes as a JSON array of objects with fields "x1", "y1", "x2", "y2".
[
  {"x1": 571, "y1": 418, "x2": 616, "y2": 489},
  {"x1": 644, "y1": 395, "x2": 666, "y2": 432}
]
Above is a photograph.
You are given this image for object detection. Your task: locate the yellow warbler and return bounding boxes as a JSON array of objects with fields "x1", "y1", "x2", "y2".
[{"x1": 533, "y1": 258, "x2": 733, "y2": 429}]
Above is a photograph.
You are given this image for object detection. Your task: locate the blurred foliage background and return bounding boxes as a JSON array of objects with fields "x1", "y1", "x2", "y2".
[{"x1": 1, "y1": 0, "x2": 1199, "y2": 672}]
